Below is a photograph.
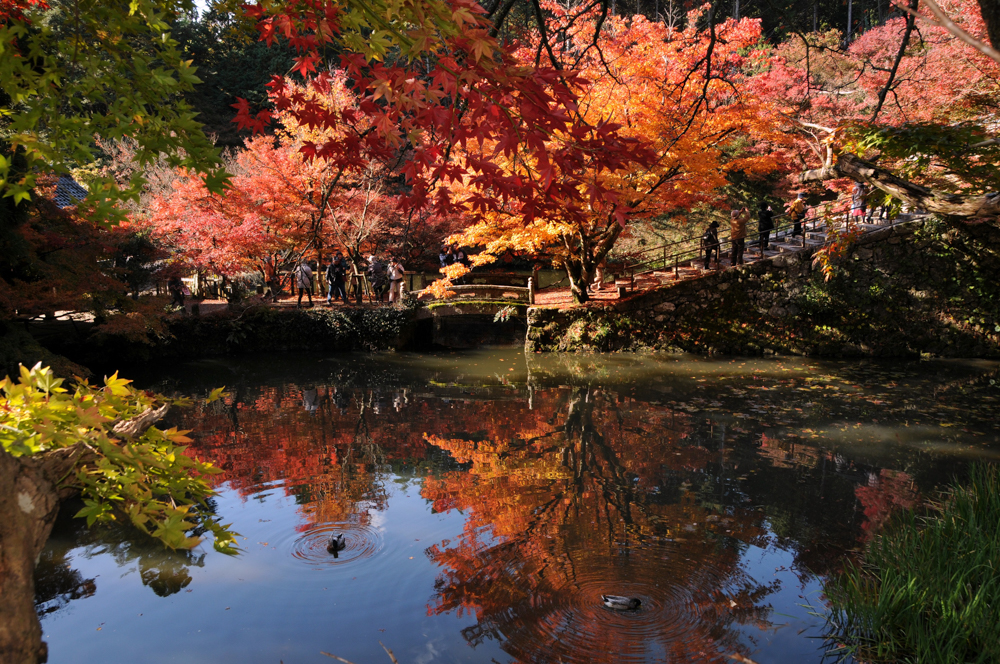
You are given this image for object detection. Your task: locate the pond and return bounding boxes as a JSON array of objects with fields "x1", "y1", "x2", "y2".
[{"x1": 36, "y1": 351, "x2": 1000, "y2": 664}]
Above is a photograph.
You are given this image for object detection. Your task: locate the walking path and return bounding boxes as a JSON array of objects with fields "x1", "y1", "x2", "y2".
[
  {"x1": 24, "y1": 216, "x2": 918, "y2": 326},
  {"x1": 532, "y1": 215, "x2": 917, "y2": 307}
]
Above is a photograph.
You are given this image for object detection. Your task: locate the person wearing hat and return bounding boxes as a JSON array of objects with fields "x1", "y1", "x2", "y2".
[
  {"x1": 787, "y1": 192, "x2": 807, "y2": 236},
  {"x1": 700, "y1": 220, "x2": 721, "y2": 270}
]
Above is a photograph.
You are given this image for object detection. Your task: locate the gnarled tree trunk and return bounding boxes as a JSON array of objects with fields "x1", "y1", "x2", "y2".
[
  {"x1": 0, "y1": 404, "x2": 165, "y2": 663},
  {"x1": 562, "y1": 218, "x2": 626, "y2": 305},
  {"x1": 0, "y1": 445, "x2": 89, "y2": 664}
]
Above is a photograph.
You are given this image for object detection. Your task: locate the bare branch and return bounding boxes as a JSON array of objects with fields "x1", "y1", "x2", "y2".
[
  {"x1": 893, "y1": 0, "x2": 1000, "y2": 64},
  {"x1": 970, "y1": 137, "x2": 1000, "y2": 148},
  {"x1": 112, "y1": 404, "x2": 170, "y2": 440},
  {"x1": 379, "y1": 642, "x2": 400, "y2": 664},
  {"x1": 872, "y1": 0, "x2": 918, "y2": 122}
]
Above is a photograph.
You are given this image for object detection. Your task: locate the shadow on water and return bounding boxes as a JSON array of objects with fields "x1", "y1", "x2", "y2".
[
  {"x1": 36, "y1": 499, "x2": 208, "y2": 616},
  {"x1": 38, "y1": 351, "x2": 1000, "y2": 663}
]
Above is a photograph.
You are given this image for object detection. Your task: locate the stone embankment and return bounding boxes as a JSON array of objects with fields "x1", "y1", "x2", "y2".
[
  {"x1": 34, "y1": 304, "x2": 420, "y2": 375},
  {"x1": 526, "y1": 220, "x2": 1000, "y2": 357}
]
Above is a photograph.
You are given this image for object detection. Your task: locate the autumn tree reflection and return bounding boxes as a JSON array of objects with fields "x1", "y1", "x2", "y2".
[{"x1": 422, "y1": 388, "x2": 777, "y2": 664}]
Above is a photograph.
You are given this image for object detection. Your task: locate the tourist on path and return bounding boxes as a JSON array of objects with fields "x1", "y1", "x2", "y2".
[
  {"x1": 757, "y1": 202, "x2": 774, "y2": 253},
  {"x1": 787, "y1": 192, "x2": 807, "y2": 236},
  {"x1": 294, "y1": 259, "x2": 314, "y2": 308},
  {"x1": 701, "y1": 220, "x2": 720, "y2": 270},
  {"x1": 168, "y1": 276, "x2": 185, "y2": 308},
  {"x1": 851, "y1": 182, "x2": 867, "y2": 222},
  {"x1": 730, "y1": 206, "x2": 749, "y2": 266},
  {"x1": 368, "y1": 254, "x2": 388, "y2": 301},
  {"x1": 439, "y1": 245, "x2": 454, "y2": 268},
  {"x1": 453, "y1": 246, "x2": 470, "y2": 284},
  {"x1": 326, "y1": 252, "x2": 349, "y2": 305},
  {"x1": 387, "y1": 256, "x2": 406, "y2": 304},
  {"x1": 591, "y1": 260, "x2": 606, "y2": 292}
]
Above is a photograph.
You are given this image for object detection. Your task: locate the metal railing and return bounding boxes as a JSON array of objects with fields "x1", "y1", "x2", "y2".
[{"x1": 617, "y1": 206, "x2": 901, "y2": 282}]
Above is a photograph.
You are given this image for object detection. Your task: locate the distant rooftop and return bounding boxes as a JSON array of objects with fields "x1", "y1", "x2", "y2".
[{"x1": 53, "y1": 175, "x2": 88, "y2": 208}]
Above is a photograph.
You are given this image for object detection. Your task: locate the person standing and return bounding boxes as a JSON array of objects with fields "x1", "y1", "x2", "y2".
[
  {"x1": 787, "y1": 192, "x2": 807, "y2": 236},
  {"x1": 294, "y1": 259, "x2": 313, "y2": 307},
  {"x1": 730, "y1": 206, "x2": 749, "y2": 266},
  {"x1": 439, "y1": 245, "x2": 454, "y2": 269},
  {"x1": 591, "y1": 260, "x2": 606, "y2": 292},
  {"x1": 700, "y1": 220, "x2": 720, "y2": 270},
  {"x1": 757, "y1": 201, "x2": 774, "y2": 253},
  {"x1": 368, "y1": 254, "x2": 388, "y2": 301},
  {"x1": 387, "y1": 256, "x2": 405, "y2": 304},
  {"x1": 168, "y1": 275, "x2": 185, "y2": 308},
  {"x1": 850, "y1": 182, "x2": 867, "y2": 222},
  {"x1": 326, "y1": 252, "x2": 349, "y2": 305}
]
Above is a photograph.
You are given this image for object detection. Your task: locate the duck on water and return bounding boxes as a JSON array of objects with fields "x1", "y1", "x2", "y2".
[
  {"x1": 327, "y1": 534, "x2": 346, "y2": 557},
  {"x1": 601, "y1": 595, "x2": 641, "y2": 611}
]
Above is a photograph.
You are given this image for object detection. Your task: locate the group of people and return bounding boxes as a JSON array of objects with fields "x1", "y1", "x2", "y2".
[
  {"x1": 701, "y1": 193, "x2": 808, "y2": 270},
  {"x1": 439, "y1": 244, "x2": 470, "y2": 269},
  {"x1": 292, "y1": 252, "x2": 406, "y2": 307}
]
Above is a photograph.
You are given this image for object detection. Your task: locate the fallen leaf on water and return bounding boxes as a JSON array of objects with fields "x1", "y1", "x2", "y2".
[{"x1": 728, "y1": 654, "x2": 759, "y2": 664}]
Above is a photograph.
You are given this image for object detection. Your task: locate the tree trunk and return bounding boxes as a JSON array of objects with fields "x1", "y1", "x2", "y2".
[
  {"x1": 977, "y1": 0, "x2": 1000, "y2": 52},
  {"x1": 565, "y1": 258, "x2": 590, "y2": 304},
  {"x1": 0, "y1": 445, "x2": 90, "y2": 664}
]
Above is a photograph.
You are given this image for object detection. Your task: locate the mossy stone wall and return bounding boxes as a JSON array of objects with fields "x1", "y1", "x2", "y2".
[
  {"x1": 526, "y1": 220, "x2": 1000, "y2": 357},
  {"x1": 49, "y1": 305, "x2": 419, "y2": 374}
]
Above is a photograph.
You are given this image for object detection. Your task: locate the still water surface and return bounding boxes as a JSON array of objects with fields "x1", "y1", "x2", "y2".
[{"x1": 36, "y1": 352, "x2": 1000, "y2": 663}]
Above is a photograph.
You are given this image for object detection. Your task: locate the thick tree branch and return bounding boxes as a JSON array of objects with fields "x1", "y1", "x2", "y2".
[
  {"x1": 800, "y1": 153, "x2": 1000, "y2": 217},
  {"x1": 112, "y1": 403, "x2": 170, "y2": 440}
]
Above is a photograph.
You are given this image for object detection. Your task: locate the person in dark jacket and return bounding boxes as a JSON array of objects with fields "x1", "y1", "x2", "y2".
[
  {"x1": 701, "y1": 221, "x2": 721, "y2": 269},
  {"x1": 439, "y1": 245, "x2": 454, "y2": 268},
  {"x1": 757, "y1": 201, "x2": 774, "y2": 252},
  {"x1": 168, "y1": 276, "x2": 185, "y2": 308},
  {"x1": 326, "y1": 252, "x2": 349, "y2": 305}
]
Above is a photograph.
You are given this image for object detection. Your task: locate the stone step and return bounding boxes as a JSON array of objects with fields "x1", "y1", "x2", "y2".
[{"x1": 771, "y1": 242, "x2": 802, "y2": 253}]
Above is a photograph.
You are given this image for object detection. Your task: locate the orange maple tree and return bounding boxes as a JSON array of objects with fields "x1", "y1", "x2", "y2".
[{"x1": 441, "y1": 5, "x2": 785, "y2": 301}]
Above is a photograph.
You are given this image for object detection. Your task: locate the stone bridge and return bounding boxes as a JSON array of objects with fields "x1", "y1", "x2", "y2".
[{"x1": 411, "y1": 278, "x2": 536, "y2": 348}]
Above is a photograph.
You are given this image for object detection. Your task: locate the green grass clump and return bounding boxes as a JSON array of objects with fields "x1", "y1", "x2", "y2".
[{"x1": 826, "y1": 464, "x2": 1000, "y2": 663}]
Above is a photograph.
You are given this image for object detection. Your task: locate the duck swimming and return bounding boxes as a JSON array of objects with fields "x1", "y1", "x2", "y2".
[
  {"x1": 601, "y1": 595, "x2": 642, "y2": 611},
  {"x1": 327, "y1": 533, "x2": 346, "y2": 554}
]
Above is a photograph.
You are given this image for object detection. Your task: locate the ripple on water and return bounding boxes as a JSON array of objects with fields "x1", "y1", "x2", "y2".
[
  {"x1": 500, "y1": 550, "x2": 712, "y2": 663},
  {"x1": 291, "y1": 521, "x2": 384, "y2": 568}
]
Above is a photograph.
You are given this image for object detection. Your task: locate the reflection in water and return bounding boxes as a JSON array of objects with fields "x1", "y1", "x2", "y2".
[
  {"x1": 421, "y1": 387, "x2": 775, "y2": 663},
  {"x1": 34, "y1": 547, "x2": 96, "y2": 617},
  {"x1": 36, "y1": 505, "x2": 206, "y2": 613},
  {"x1": 37, "y1": 352, "x2": 1000, "y2": 663}
]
